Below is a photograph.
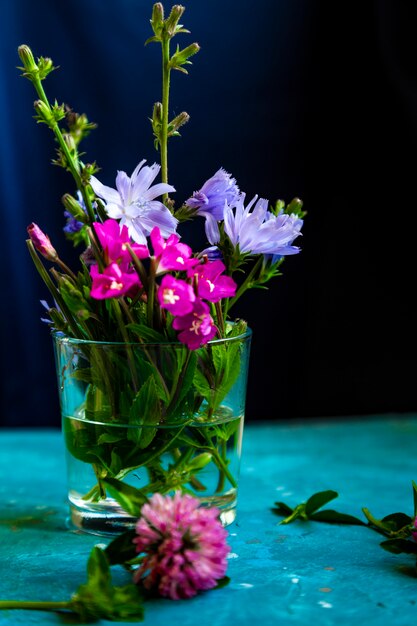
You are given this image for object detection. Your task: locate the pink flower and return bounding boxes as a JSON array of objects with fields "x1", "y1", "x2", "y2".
[
  {"x1": 133, "y1": 492, "x2": 230, "y2": 600},
  {"x1": 150, "y1": 227, "x2": 199, "y2": 273},
  {"x1": 189, "y1": 260, "x2": 237, "y2": 303},
  {"x1": 94, "y1": 219, "x2": 149, "y2": 266},
  {"x1": 157, "y1": 275, "x2": 196, "y2": 316},
  {"x1": 172, "y1": 299, "x2": 217, "y2": 350},
  {"x1": 27, "y1": 223, "x2": 58, "y2": 261},
  {"x1": 90, "y1": 263, "x2": 141, "y2": 299}
]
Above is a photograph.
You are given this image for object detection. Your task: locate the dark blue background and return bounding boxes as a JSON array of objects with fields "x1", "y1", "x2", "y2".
[{"x1": 1, "y1": 1, "x2": 416, "y2": 427}]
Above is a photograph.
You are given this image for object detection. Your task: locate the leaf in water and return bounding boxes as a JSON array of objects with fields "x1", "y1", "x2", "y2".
[
  {"x1": 304, "y1": 490, "x2": 339, "y2": 516},
  {"x1": 97, "y1": 433, "x2": 125, "y2": 445},
  {"x1": 126, "y1": 323, "x2": 167, "y2": 343},
  {"x1": 128, "y1": 375, "x2": 161, "y2": 448},
  {"x1": 167, "y1": 351, "x2": 197, "y2": 418},
  {"x1": 102, "y1": 477, "x2": 148, "y2": 517},
  {"x1": 193, "y1": 367, "x2": 211, "y2": 399},
  {"x1": 72, "y1": 368, "x2": 92, "y2": 383}
]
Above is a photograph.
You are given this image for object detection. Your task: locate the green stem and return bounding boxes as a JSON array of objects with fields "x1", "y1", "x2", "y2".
[
  {"x1": 161, "y1": 36, "x2": 171, "y2": 199},
  {"x1": 31, "y1": 76, "x2": 96, "y2": 226},
  {"x1": 227, "y1": 256, "x2": 264, "y2": 313},
  {"x1": 215, "y1": 439, "x2": 227, "y2": 493},
  {"x1": 26, "y1": 240, "x2": 85, "y2": 340},
  {"x1": 111, "y1": 300, "x2": 139, "y2": 392},
  {"x1": 166, "y1": 349, "x2": 192, "y2": 414},
  {"x1": 0, "y1": 600, "x2": 72, "y2": 612},
  {"x1": 147, "y1": 258, "x2": 157, "y2": 328}
]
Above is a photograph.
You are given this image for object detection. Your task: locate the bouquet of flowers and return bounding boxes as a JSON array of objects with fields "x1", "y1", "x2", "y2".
[{"x1": 18, "y1": 2, "x2": 305, "y2": 532}]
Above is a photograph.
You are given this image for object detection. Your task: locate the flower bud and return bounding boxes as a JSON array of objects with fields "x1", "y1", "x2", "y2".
[
  {"x1": 37, "y1": 56, "x2": 54, "y2": 79},
  {"x1": 150, "y1": 3, "x2": 165, "y2": 37},
  {"x1": 27, "y1": 223, "x2": 58, "y2": 261},
  {"x1": 168, "y1": 111, "x2": 190, "y2": 136},
  {"x1": 187, "y1": 453, "x2": 212, "y2": 471},
  {"x1": 169, "y1": 43, "x2": 200, "y2": 73},
  {"x1": 33, "y1": 99, "x2": 54, "y2": 125},
  {"x1": 18, "y1": 45, "x2": 38, "y2": 73},
  {"x1": 63, "y1": 132, "x2": 77, "y2": 153},
  {"x1": 152, "y1": 102, "x2": 163, "y2": 124},
  {"x1": 62, "y1": 193, "x2": 87, "y2": 222},
  {"x1": 165, "y1": 5, "x2": 185, "y2": 36}
]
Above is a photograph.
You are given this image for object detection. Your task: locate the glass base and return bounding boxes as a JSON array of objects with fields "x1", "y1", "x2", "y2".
[{"x1": 67, "y1": 492, "x2": 237, "y2": 536}]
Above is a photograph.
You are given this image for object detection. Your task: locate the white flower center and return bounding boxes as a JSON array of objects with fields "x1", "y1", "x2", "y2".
[{"x1": 163, "y1": 289, "x2": 179, "y2": 305}]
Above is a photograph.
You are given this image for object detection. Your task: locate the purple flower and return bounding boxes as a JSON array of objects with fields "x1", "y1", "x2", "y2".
[
  {"x1": 89, "y1": 160, "x2": 177, "y2": 245},
  {"x1": 186, "y1": 168, "x2": 240, "y2": 244},
  {"x1": 189, "y1": 260, "x2": 236, "y2": 303},
  {"x1": 94, "y1": 219, "x2": 149, "y2": 266},
  {"x1": 172, "y1": 299, "x2": 217, "y2": 350},
  {"x1": 157, "y1": 275, "x2": 196, "y2": 316},
  {"x1": 224, "y1": 194, "x2": 303, "y2": 257},
  {"x1": 27, "y1": 223, "x2": 58, "y2": 261},
  {"x1": 133, "y1": 492, "x2": 230, "y2": 600},
  {"x1": 63, "y1": 212, "x2": 84, "y2": 234},
  {"x1": 90, "y1": 263, "x2": 140, "y2": 300}
]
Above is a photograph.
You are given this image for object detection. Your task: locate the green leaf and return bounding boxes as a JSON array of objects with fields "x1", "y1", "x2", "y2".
[
  {"x1": 305, "y1": 490, "x2": 339, "y2": 516},
  {"x1": 272, "y1": 502, "x2": 294, "y2": 517},
  {"x1": 381, "y1": 512, "x2": 412, "y2": 531},
  {"x1": 72, "y1": 546, "x2": 144, "y2": 622},
  {"x1": 193, "y1": 367, "x2": 211, "y2": 399},
  {"x1": 105, "y1": 529, "x2": 138, "y2": 566},
  {"x1": 412, "y1": 480, "x2": 417, "y2": 518},
  {"x1": 128, "y1": 375, "x2": 161, "y2": 448},
  {"x1": 310, "y1": 509, "x2": 366, "y2": 525},
  {"x1": 102, "y1": 477, "x2": 148, "y2": 517},
  {"x1": 72, "y1": 368, "x2": 92, "y2": 384},
  {"x1": 167, "y1": 351, "x2": 197, "y2": 418},
  {"x1": 97, "y1": 433, "x2": 125, "y2": 445},
  {"x1": 214, "y1": 576, "x2": 231, "y2": 590},
  {"x1": 380, "y1": 538, "x2": 417, "y2": 555},
  {"x1": 126, "y1": 323, "x2": 167, "y2": 343}
]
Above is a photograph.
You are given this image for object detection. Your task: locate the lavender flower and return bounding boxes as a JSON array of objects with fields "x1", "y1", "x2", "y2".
[
  {"x1": 186, "y1": 168, "x2": 240, "y2": 244},
  {"x1": 133, "y1": 493, "x2": 230, "y2": 599},
  {"x1": 90, "y1": 159, "x2": 177, "y2": 245},
  {"x1": 224, "y1": 194, "x2": 303, "y2": 257}
]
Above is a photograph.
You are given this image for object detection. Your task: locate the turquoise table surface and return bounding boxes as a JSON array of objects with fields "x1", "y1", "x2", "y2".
[{"x1": 1, "y1": 415, "x2": 417, "y2": 626}]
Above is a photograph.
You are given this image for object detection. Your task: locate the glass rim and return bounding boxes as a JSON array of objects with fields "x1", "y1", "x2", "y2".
[{"x1": 51, "y1": 324, "x2": 252, "y2": 348}]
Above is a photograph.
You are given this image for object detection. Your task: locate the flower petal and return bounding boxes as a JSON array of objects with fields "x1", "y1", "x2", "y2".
[{"x1": 89, "y1": 176, "x2": 121, "y2": 204}]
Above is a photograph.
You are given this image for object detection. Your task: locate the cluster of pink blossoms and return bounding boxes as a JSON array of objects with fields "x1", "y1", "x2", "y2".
[
  {"x1": 133, "y1": 492, "x2": 230, "y2": 600},
  {"x1": 89, "y1": 219, "x2": 236, "y2": 350}
]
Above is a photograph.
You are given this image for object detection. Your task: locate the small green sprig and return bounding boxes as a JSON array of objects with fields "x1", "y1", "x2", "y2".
[
  {"x1": 17, "y1": 44, "x2": 97, "y2": 226},
  {"x1": 146, "y1": 4, "x2": 200, "y2": 203},
  {"x1": 0, "y1": 547, "x2": 144, "y2": 622},
  {"x1": 273, "y1": 489, "x2": 366, "y2": 526},
  {"x1": 273, "y1": 482, "x2": 417, "y2": 572}
]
